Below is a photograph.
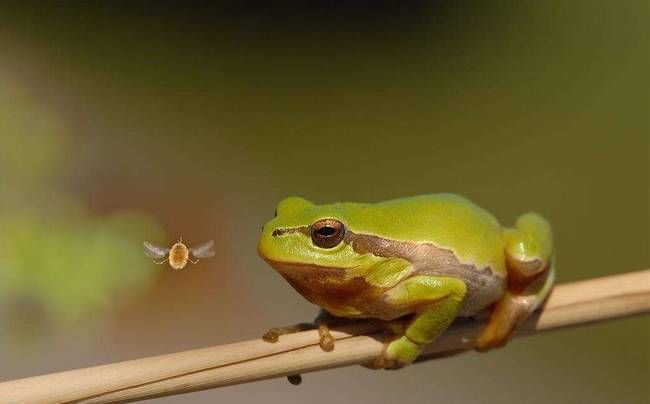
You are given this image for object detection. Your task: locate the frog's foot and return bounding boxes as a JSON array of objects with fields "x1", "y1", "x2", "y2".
[
  {"x1": 262, "y1": 323, "x2": 316, "y2": 343},
  {"x1": 360, "y1": 320, "x2": 407, "y2": 369},
  {"x1": 475, "y1": 293, "x2": 532, "y2": 351},
  {"x1": 263, "y1": 311, "x2": 350, "y2": 352},
  {"x1": 313, "y1": 309, "x2": 362, "y2": 352},
  {"x1": 316, "y1": 321, "x2": 335, "y2": 352},
  {"x1": 476, "y1": 264, "x2": 554, "y2": 351},
  {"x1": 477, "y1": 213, "x2": 555, "y2": 352},
  {"x1": 364, "y1": 335, "x2": 422, "y2": 370}
]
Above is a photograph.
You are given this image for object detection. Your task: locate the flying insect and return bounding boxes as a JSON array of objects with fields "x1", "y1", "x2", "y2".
[{"x1": 143, "y1": 238, "x2": 215, "y2": 270}]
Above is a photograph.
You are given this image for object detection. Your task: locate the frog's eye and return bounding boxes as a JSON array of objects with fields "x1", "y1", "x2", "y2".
[{"x1": 310, "y1": 219, "x2": 345, "y2": 249}]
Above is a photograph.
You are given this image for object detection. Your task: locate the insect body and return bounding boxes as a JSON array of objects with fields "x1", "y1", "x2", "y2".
[{"x1": 143, "y1": 238, "x2": 216, "y2": 270}]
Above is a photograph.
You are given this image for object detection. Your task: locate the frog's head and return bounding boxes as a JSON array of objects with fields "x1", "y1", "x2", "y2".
[
  {"x1": 258, "y1": 197, "x2": 413, "y2": 316},
  {"x1": 258, "y1": 196, "x2": 371, "y2": 275}
]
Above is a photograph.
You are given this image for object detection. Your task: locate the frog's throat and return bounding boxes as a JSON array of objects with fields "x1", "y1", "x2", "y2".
[{"x1": 262, "y1": 257, "x2": 375, "y2": 317}]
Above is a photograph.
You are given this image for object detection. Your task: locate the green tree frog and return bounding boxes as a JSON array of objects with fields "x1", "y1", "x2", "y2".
[{"x1": 258, "y1": 194, "x2": 554, "y2": 368}]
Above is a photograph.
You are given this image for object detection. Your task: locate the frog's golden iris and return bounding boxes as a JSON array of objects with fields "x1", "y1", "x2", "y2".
[{"x1": 310, "y1": 219, "x2": 345, "y2": 248}]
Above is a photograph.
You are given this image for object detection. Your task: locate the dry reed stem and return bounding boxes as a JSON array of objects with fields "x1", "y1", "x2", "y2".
[{"x1": 0, "y1": 270, "x2": 648, "y2": 404}]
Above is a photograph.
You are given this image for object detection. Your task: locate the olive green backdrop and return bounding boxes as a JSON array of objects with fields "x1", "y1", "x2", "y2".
[{"x1": 0, "y1": 1, "x2": 647, "y2": 403}]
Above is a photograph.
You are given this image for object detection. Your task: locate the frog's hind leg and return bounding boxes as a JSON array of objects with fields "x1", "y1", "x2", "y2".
[
  {"x1": 476, "y1": 212, "x2": 554, "y2": 352},
  {"x1": 475, "y1": 268, "x2": 554, "y2": 351}
]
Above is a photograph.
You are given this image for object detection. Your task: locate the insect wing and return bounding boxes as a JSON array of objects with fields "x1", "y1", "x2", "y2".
[
  {"x1": 190, "y1": 240, "x2": 216, "y2": 258},
  {"x1": 143, "y1": 241, "x2": 169, "y2": 259}
]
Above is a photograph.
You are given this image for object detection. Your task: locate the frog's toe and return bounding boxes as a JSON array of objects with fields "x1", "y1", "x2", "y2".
[
  {"x1": 262, "y1": 328, "x2": 280, "y2": 343},
  {"x1": 364, "y1": 335, "x2": 421, "y2": 370},
  {"x1": 362, "y1": 356, "x2": 391, "y2": 370},
  {"x1": 475, "y1": 329, "x2": 511, "y2": 352},
  {"x1": 475, "y1": 295, "x2": 527, "y2": 352},
  {"x1": 262, "y1": 323, "x2": 316, "y2": 343},
  {"x1": 385, "y1": 336, "x2": 421, "y2": 368},
  {"x1": 319, "y1": 332, "x2": 335, "y2": 352}
]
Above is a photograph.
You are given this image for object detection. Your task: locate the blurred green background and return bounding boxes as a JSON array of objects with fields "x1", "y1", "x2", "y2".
[{"x1": 0, "y1": 1, "x2": 647, "y2": 403}]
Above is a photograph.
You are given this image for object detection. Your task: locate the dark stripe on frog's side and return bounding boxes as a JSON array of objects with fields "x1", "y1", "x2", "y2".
[
  {"x1": 344, "y1": 232, "x2": 506, "y2": 316},
  {"x1": 271, "y1": 226, "x2": 505, "y2": 316}
]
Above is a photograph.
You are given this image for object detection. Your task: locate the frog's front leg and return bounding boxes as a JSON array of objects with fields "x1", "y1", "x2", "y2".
[
  {"x1": 312, "y1": 309, "x2": 343, "y2": 352},
  {"x1": 370, "y1": 275, "x2": 467, "y2": 369},
  {"x1": 476, "y1": 212, "x2": 554, "y2": 351},
  {"x1": 262, "y1": 323, "x2": 315, "y2": 343}
]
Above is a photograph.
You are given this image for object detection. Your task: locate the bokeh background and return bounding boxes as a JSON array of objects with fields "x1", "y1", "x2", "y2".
[{"x1": 0, "y1": 1, "x2": 647, "y2": 403}]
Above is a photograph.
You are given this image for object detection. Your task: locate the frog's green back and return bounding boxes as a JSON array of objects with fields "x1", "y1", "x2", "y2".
[{"x1": 330, "y1": 194, "x2": 506, "y2": 274}]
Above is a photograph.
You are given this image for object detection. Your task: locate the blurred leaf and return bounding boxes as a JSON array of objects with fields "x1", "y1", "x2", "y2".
[{"x1": 0, "y1": 73, "x2": 164, "y2": 342}]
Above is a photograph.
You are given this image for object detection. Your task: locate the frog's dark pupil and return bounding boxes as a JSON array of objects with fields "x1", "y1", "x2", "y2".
[{"x1": 318, "y1": 227, "x2": 336, "y2": 237}]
